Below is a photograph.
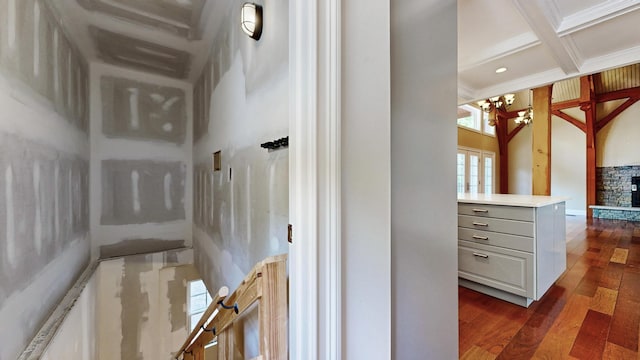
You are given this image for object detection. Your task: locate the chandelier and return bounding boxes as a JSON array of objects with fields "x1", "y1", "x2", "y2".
[
  {"x1": 477, "y1": 94, "x2": 515, "y2": 113},
  {"x1": 515, "y1": 107, "x2": 533, "y2": 125},
  {"x1": 515, "y1": 90, "x2": 533, "y2": 125}
]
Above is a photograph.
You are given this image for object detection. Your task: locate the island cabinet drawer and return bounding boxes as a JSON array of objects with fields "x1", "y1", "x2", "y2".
[
  {"x1": 458, "y1": 215, "x2": 535, "y2": 238},
  {"x1": 458, "y1": 203, "x2": 534, "y2": 222},
  {"x1": 458, "y1": 240, "x2": 534, "y2": 298},
  {"x1": 458, "y1": 227, "x2": 534, "y2": 253}
]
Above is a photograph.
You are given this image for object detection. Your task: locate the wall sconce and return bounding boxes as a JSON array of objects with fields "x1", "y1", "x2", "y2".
[{"x1": 241, "y1": 3, "x2": 263, "y2": 40}]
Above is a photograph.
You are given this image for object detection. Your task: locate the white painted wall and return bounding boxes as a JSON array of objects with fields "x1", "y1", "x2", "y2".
[
  {"x1": 551, "y1": 115, "x2": 586, "y2": 214},
  {"x1": 40, "y1": 275, "x2": 96, "y2": 360},
  {"x1": 341, "y1": 0, "x2": 391, "y2": 358},
  {"x1": 597, "y1": 100, "x2": 640, "y2": 167},
  {"x1": 508, "y1": 125, "x2": 533, "y2": 194},
  {"x1": 390, "y1": 0, "x2": 459, "y2": 358},
  {"x1": 89, "y1": 63, "x2": 193, "y2": 257}
]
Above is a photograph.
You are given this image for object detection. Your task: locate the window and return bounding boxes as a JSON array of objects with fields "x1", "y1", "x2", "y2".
[
  {"x1": 188, "y1": 280, "x2": 213, "y2": 332},
  {"x1": 458, "y1": 104, "x2": 495, "y2": 136},
  {"x1": 456, "y1": 153, "x2": 466, "y2": 193},
  {"x1": 483, "y1": 153, "x2": 495, "y2": 194},
  {"x1": 457, "y1": 147, "x2": 495, "y2": 194},
  {"x1": 457, "y1": 104, "x2": 481, "y2": 131},
  {"x1": 483, "y1": 112, "x2": 495, "y2": 136}
]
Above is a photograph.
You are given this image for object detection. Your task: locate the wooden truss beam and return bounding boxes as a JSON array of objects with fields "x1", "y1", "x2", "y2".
[
  {"x1": 551, "y1": 110, "x2": 586, "y2": 132},
  {"x1": 580, "y1": 75, "x2": 597, "y2": 219},
  {"x1": 596, "y1": 97, "x2": 639, "y2": 132}
]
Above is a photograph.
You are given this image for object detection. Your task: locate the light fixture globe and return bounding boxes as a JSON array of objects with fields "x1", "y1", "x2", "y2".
[
  {"x1": 241, "y1": 3, "x2": 263, "y2": 40},
  {"x1": 504, "y1": 93, "x2": 515, "y2": 106},
  {"x1": 477, "y1": 94, "x2": 515, "y2": 113}
]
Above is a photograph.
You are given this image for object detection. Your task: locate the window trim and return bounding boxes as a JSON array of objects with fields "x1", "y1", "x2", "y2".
[
  {"x1": 457, "y1": 104, "x2": 496, "y2": 137},
  {"x1": 457, "y1": 104, "x2": 481, "y2": 132}
]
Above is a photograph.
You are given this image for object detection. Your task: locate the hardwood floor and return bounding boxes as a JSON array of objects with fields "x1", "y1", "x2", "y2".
[{"x1": 459, "y1": 216, "x2": 640, "y2": 359}]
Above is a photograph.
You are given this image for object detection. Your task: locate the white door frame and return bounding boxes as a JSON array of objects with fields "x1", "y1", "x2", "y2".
[
  {"x1": 457, "y1": 147, "x2": 482, "y2": 193},
  {"x1": 289, "y1": 1, "x2": 342, "y2": 359}
]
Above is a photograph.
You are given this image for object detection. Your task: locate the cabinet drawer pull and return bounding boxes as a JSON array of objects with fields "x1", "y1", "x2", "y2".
[
  {"x1": 472, "y1": 235, "x2": 489, "y2": 240},
  {"x1": 472, "y1": 222, "x2": 489, "y2": 227},
  {"x1": 472, "y1": 208, "x2": 489, "y2": 213},
  {"x1": 472, "y1": 252, "x2": 489, "y2": 259}
]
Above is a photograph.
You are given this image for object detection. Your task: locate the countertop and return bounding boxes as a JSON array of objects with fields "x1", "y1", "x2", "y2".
[{"x1": 457, "y1": 193, "x2": 569, "y2": 208}]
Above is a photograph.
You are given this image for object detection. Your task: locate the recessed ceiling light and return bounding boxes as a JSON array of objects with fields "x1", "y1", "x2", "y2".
[{"x1": 495, "y1": 67, "x2": 508, "y2": 74}]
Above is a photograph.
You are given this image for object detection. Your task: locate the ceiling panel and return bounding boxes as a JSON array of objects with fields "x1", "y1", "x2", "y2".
[
  {"x1": 459, "y1": 44, "x2": 557, "y2": 90},
  {"x1": 569, "y1": 9, "x2": 640, "y2": 59},
  {"x1": 458, "y1": 0, "x2": 533, "y2": 61},
  {"x1": 553, "y1": 0, "x2": 606, "y2": 18}
]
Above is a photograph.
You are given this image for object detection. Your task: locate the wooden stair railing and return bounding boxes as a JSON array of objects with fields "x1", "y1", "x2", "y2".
[{"x1": 174, "y1": 254, "x2": 287, "y2": 360}]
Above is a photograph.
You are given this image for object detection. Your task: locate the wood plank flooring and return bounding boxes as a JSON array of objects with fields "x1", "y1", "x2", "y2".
[{"x1": 459, "y1": 216, "x2": 640, "y2": 359}]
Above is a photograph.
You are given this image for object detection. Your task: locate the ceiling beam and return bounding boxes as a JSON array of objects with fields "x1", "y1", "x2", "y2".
[
  {"x1": 551, "y1": 99, "x2": 581, "y2": 111},
  {"x1": 596, "y1": 86, "x2": 640, "y2": 102},
  {"x1": 512, "y1": 0, "x2": 581, "y2": 75},
  {"x1": 551, "y1": 86, "x2": 640, "y2": 109}
]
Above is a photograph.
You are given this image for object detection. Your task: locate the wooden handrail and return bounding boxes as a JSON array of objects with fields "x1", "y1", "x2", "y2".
[
  {"x1": 174, "y1": 254, "x2": 288, "y2": 360},
  {"x1": 175, "y1": 286, "x2": 229, "y2": 358}
]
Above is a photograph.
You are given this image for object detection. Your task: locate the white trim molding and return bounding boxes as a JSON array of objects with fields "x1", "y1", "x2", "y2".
[
  {"x1": 556, "y1": 0, "x2": 640, "y2": 36},
  {"x1": 512, "y1": 0, "x2": 581, "y2": 74},
  {"x1": 289, "y1": 0, "x2": 342, "y2": 359}
]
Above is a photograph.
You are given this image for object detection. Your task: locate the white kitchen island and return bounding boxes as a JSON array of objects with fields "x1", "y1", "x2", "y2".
[{"x1": 457, "y1": 193, "x2": 568, "y2": 307}]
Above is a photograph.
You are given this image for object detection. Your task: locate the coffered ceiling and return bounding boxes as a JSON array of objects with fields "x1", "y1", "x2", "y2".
[{"x1": 458, "y1": 0, "x2": 640, "y2": 104}]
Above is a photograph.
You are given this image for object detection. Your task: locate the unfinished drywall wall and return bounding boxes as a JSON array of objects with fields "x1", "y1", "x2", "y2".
[
  {"x1": 0, "y1": 0, "x2": 90, "y2": 359},
  {"x1": 90, "y1": 63, "x2": 193, "y2": 259},
  {"x1": 77, "y1": 0, "x2": 206, "y2": 39},
  {"x1": 96, "y1": 249, "x2": 196, "y2": 360},
  {"x1": 92, "y1": 27, "x2": 191, "y2": 79},
  {"x1": 192, "y1": 0, "x2": 289, "y2": 293},
  {"x1": 0, "y1": 0, "x2": 90, "y2": 131},
  {"x1": 101, "y1": 160, "x2": 186, "y2": 225},
  {"x1": 101, "y1": 76, "x2": 187, "y2": 144},
  {"x1": 39, "y1": 274, "x2": 97, "y2": 360}
]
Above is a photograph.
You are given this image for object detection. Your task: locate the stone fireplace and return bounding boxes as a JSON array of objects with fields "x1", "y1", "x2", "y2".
[{"x1": 594, "y1": 165, "x2": 640, "y2": 221}]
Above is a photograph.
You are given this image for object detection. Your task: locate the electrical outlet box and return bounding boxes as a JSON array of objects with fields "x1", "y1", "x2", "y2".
[{"x1": 212, "y1": 151, "x2": 221, "y2": 171}]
